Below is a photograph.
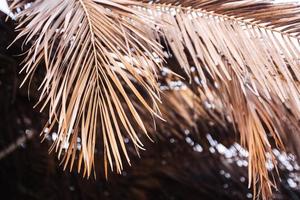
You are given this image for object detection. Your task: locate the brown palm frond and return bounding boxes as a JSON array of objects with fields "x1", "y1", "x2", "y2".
[
  {"x1": 12, "y1": 0, "x2": 166, "y2": 177},
  {"x1": 11, "y1": 0, "x2": 300, "y2": 199},
  {"x1": 133, "y1": 2, "x2": 300, "y2": 198}
]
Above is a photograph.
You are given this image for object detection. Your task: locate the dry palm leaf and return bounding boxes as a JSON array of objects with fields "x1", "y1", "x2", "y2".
[
  {"x1": 136, "y1": 1, "x2": 300, "y2": 198},
  {"x1": 12, "y1": 0, "x2": 165, "y2": 177},
  {"x1": 11, "y1": 0, "x2": 300, "y2": 199}
]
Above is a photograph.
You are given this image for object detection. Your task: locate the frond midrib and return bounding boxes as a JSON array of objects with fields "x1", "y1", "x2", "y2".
[
  {"x1": 78, "y1": 0, "x2": 98, "y2": 65},
  {"x1": 140, "y1": 2, "x2": 299, "y2": 39}
]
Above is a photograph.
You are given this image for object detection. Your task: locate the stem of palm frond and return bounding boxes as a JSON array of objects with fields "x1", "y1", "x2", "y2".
[{"x1": 141, "y1": 3, "x2": 299, "y2": 38}]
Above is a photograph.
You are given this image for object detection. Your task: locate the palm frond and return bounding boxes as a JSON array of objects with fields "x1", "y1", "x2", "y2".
[
  {"x1": 12, "y1": 0, "x2": 165, "y2": 177},
  {"x1": 133, "y1": 2, "x2": 300, "y2": 198}
]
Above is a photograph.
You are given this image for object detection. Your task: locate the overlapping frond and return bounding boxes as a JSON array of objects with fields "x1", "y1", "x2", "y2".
[
  {"x1": 133, "y1": 2, "x2": 300, "y2": 198},
  {"x1": 12, "y1": 0, "x2": 300, "y2": 199}
]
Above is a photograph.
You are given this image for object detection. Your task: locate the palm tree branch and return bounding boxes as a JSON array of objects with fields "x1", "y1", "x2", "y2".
[{"x1": 136, "y1": 2, "x2": 300, "y2": 199}]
